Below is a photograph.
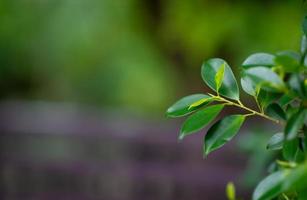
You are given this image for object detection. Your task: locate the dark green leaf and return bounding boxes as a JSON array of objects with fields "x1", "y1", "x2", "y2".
[
  {"x1": 180, "y1": 104, "x2": 224, "y2": 139},
  {"x1": 265, "y1": 103, "x2": 286, "y2": 121},
  {"x1": 257, "y1": 90, "x2": 282, "y2": 110},
  {"x1": 202, "y1": 58, "x2": 239, "y2": 100},
  {"x1": 283, "y1": 139, "x2": 305, "y2": 162},
  {"x1": 242, "y1": 53, "x2": 275, "y2": 68},
  {"x1": 203, "y1": 115, "x2": 245, "y2": 156},
  {"x1": 285, "y1": 109, "x2": 306, "y2": 140},
  {"x1": 252, "y1": 170, "x2": 289, "y2": 200},
  {"x1": 278, "y1": 92, "x2": 296, "y2": 107},
  {"x1": 267, "y1": 132, "x2": 284, "y2": 151},
  {"x1": 166, "y1": 94, "x2": 211, "y2": 117}
]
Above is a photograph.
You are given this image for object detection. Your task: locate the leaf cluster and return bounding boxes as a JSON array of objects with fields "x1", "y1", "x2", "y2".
[{"x1": 166, "y1": 15, "x2": 307, "y2": 200}]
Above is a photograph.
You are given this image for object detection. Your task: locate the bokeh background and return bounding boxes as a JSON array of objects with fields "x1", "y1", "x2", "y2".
[{"x1": 0, "y1": 0, "x2": 304, "y2": 199}]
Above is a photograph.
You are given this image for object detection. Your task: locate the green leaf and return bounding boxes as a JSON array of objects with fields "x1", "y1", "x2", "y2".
[
  {"x1": 278, "y1": 92, "x2": 296, "y2": 108},
  {"x1": 202, "y1": 58, "x2": 239, "y2": 100},
  {"x1": 283, "y1": 139, "x2": 305, "y2": 162},
  {"x1": 203, "y1": 115, "x2": 245, "y2": 156},
  {"x1": 302, "y1": 15, "x2": 307, "y2": 37},
  {"x1": 301, "y1": 35, "x2": 307, "y2": 55},
  {"x1": 252, "y1": 170, "x2": 289, "y2": 200},
  {"x1": 257, "y1": 90, "x2": 282, "y2": 110},
  {"x1": 254, "y1": 162, "x2": 307, "y2": 200},
  {"x1": 265, "y1": 103, "x2": 286, "y2": 121},
  {"x1": 267, "y1": 132, "x2": 284, "y2": 151},
  {"x1": 188, "y1": 97, "x2": 214, "y2": 110},
  {"x1": 242, "y1": 53, "x2": 275, "y2": 68},
  {"x1": 274, "y1": 51, "x2": 300, "y2": 72},
  {"x1": 179, "y1": 104, "x2": 224, "y2": 140},
  {"x1": 166, "y1": 94, "x2": 211, "y2": 117},
  {"x1": 285, "y1": 109, "x2": 306, "y2": 140},
  {"x1": 240, "y1": 75, "x2": 258, "y2": 96},
  {"x1": 282, "y1": 162, "x2": 307, "y2": 192},
  {"x1": 288, "y1": 74, "x2": 305, "y2": 98},
  {"x1": 241, "y1": 67, "x2": 285, "y2": 96},
  {"x1": 215, "y1": 62, "x2": 225, "y2": 93},
  {"x1": 226, "y1": 182, "x2": 236, "y2": 200}
]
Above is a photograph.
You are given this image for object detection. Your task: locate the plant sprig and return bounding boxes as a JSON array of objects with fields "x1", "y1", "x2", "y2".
[{"x1": 166, "y1": 14, "x2": 307, "y2": 200}]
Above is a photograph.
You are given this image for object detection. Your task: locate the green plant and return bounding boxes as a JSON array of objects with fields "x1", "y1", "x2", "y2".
[{"x1": 166, "y1": 16, "x2": 307, "y2": 200}]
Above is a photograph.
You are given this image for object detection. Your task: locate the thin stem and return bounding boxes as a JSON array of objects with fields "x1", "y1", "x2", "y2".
[{"x1": 209, "y1": 94, "x2": 280, "y2": 124}]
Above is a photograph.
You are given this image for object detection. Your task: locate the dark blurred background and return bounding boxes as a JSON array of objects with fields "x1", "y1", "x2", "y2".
[{"x1": 0, "y1": 0, "x2": 304, "y2": 199}]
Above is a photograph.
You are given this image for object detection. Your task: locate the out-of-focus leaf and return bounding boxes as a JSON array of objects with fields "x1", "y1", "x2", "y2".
[
  {"x1": 265, "y1": 103, "x2": 286, "y2": 121},
  {"x1": 274, "y1": 51, "x2": 300, "y2": 72},
  {"x1": 166, "y1": 94, "x2": 211, "y2": 117},
  {"x1": 301, "y1": 35, "x2": 307, "y2": 55},
  {"x1": 241, "y1": 67, "x2": 285, "y2": 96},
  {"x1": 278, "y1": 92, "x2": 296, "y2": 107},
  {"x1": 285, "y1": 109, "x2": 306, "y2": 140},
  {"x1": 179, "y1": 104, "x2": 223, "y2": 139},
  {"x1": 288, "y1": 74, "x2": 305, "y2": 97},
  {"x1": 242, "y1": 53, "x2": 275, "y2": 68},
  {"x1": 283, "y1": 139, "x2": 305, "y2": 162},
  {"x1": 252, "y1": 170, "x2": 289, "y2": 200},
  {"x1": 257, "y1": 90, "x2": 282, "y2": 110},
  {"x1": 283, "y1": 162, "x2": 307, "y2": 192},
  {"x1": 267, "y1": 132, "x2": 284, "y2": 150},
  {"x1": 254, "y1": 162, "x2": 307, "y2": 200},
  {"x1": 226, "y1": 182, "x2": 236, "y2": 200},
  {"x1": 303, "y1": 15, "x2": 307, "y2": 37},
  {"x1": 203, "y1": 115, "x2": 245, "y2": 156},
  {"x1": 202, "y1": 58, "x2": 239, "y2": 100}
]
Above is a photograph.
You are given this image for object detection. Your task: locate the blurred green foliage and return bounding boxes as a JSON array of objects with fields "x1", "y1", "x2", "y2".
[{"x1": 0, "y1": 0, "x2": 304, "y2": 115}]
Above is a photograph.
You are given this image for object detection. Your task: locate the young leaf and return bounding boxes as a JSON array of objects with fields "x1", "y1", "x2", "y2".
[
  {"x1": 188, "y1": 97, "x2": 214, "y2": 110},
  {"x1": 285, "y1": 109, "x2": 306, "y2": 140},
  {"x1": 241, "y1": 67, "x2": 285, "y2": 95},
  {"x1": 166, "y1": 94, "x2": 211, "y2": 117},
  {"x1": 265, "y1": 103, "x2": 287, "y2": 121},
  {"x1": 202, "y1": 58, "x2": 239, "y2": 100},
  {"x1": 252, "y1": 170, "x2": 289, "y2": 200},
  {"x1": 215, "y1": 62, "x2": 225, "y2": 94},
  {"x1": 203, "y1": 115, "x2": 245, "y2": 156},
  {"x1": 267, "y1": 132, "x2": 284, "y2": 151},
  {"x1": 226, "y1": 182, "x2": 236, "y2": 200},
  {"x1": 242, "y1": 53, "x2": 275, "y2": 68},
  {"x1": 179, "y1": 104, "x2": 224, "y2": 140}
]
